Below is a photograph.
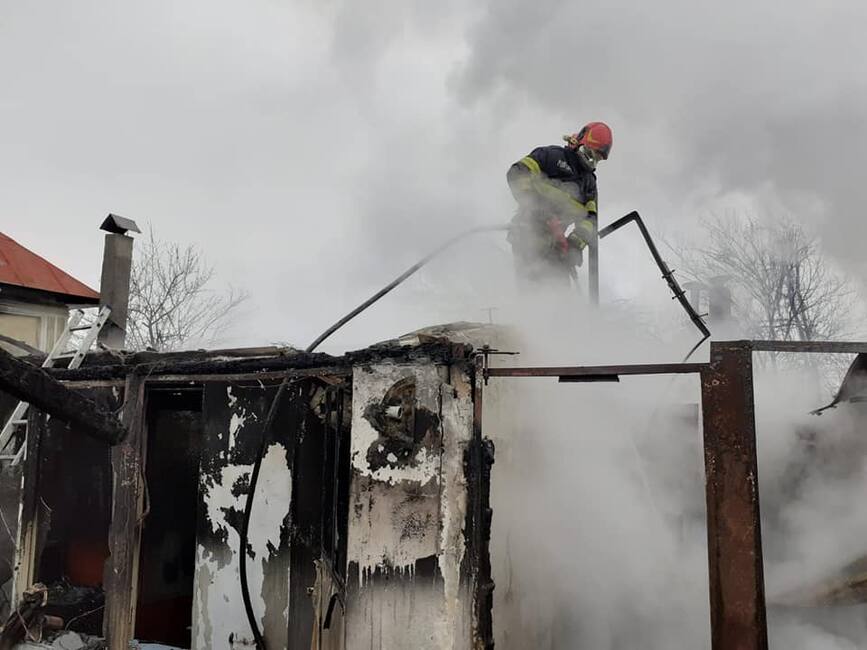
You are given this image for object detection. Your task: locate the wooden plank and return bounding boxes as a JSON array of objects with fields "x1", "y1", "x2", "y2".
[
  {"x1": 0, "y1": 347, "x2": 125, "y2": 444},
  {"x1": 103, "y1": 373, "x2": 147, "y2": 649},
  {"x1": 11, "y1": 410, "x2": 47, "y2": 605}
]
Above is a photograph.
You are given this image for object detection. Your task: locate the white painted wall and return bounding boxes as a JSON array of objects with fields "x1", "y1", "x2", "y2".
[{"x1": 0, "y1": 299, "x2": 67, "y2": 351}]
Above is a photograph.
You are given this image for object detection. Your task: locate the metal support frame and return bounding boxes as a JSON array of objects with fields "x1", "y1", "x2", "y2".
[
  {"x1": 594, "y1": 211, "x2": 711, "y2": 345},
  {"x1": 483, "y1": 338, "x2": 852, "y2": 650},
  {"x1": 588, "y1": 218, "x2": 599, "y2": 306},
  {"x1": 701, "y1": 342, "x2": 767, "y2": 650},
  {"x1": 485, "y1": 362, "x2": 706, "y2": 381}
]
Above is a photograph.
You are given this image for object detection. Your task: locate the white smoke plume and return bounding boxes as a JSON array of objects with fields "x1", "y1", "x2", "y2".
[{"x1": 479, "y1": 284, "x2": 867, "y2": 649}]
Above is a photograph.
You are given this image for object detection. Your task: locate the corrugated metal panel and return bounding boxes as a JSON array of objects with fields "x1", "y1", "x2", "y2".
[{"x1": 0, "y1": 232, "x2": 99, "y2": 302}]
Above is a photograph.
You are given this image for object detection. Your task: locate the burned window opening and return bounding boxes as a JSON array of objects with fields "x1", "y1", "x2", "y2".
[
  {"x1": 31, "y1": 389, "x2": 118, "y2": 636},
  {"x1": 135, "y1": 385, "x2": 204, "y2": 648}
]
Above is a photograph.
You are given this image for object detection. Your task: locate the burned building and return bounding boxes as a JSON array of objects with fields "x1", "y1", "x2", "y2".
[
  {"x1": 0, "y1": 338, "x2": 493, "y2": 649},
  {"x1": 3, "y1": 312, "x2": 867, "y2": 650}
]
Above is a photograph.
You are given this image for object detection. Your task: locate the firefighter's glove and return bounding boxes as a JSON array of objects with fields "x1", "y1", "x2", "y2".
[
  {"x1": 545, "y1": 218, "x2": 569, "y2": 256},
  {"x1": 566, "y1": 231, "x2": 588, "y2": 251}
]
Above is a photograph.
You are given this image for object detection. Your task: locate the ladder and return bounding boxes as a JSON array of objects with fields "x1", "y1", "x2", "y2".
[{"x1": 0, "y1": 306, "x2": 112, "y2": 465}]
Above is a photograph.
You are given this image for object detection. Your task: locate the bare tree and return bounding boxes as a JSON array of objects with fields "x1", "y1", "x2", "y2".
[
  {"x1": 126, "y1": 227, "x2": 249, "y2": 351},
  {"x1": 676, "y1": 214, "x2": 859, "y2": 377}
]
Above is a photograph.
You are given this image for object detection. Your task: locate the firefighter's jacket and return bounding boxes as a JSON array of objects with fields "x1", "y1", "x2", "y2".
[{"x1": 506, "y1": 145, "x2": 598, "y2": 247}]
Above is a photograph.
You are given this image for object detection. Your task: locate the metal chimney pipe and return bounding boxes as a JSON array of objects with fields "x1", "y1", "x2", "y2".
[{"x1": 97, "y1": 214, "x2": 140, "y2": 349}]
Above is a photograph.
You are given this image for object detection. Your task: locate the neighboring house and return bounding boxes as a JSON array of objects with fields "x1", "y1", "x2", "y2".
[{"x1": 0, "y1": 232, "x2": 99, "y2": 354}]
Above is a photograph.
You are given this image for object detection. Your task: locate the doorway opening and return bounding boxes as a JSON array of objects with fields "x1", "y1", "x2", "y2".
[{"x1": 135, "y1": 386, "x2": 204, "y2": 648}]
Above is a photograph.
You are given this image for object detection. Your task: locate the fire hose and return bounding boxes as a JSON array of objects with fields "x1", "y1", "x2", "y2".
[
  {"x1": 240, "y1": 224, "x2": 508, "y2": 649},
  {"x1": 306, "y1": 212, "x2": 709, "y2": 355},
  {"x1": 241, "y1": 213, "x2": 708, "y2": 647},
  {"x1": 305, "y1": 225, "x2": 510, "y2": 353}
]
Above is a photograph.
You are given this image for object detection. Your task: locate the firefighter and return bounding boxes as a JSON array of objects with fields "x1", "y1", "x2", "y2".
[{"x1": 506, "y1": 122, "x2": 612, "y2": 285}]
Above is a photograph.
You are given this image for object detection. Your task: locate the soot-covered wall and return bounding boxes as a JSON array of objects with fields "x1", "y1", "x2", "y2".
[{"x1": 340, "y1": 360, "x2": 479, "y2": 650}]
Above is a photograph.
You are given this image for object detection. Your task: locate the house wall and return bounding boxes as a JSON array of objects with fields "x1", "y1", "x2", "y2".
[
  {"x1": 193, "y1": 380, "x2": 297, "y2": 650},
  {"x1": 8, "y1": 347, "x2": 489, "y2": 650},
  {"x1": 0, "y1": 299, "x2": 67, "y2": 352},
  {"x1": 340, "y1": 360, "x2": 478, "y2": 650}
]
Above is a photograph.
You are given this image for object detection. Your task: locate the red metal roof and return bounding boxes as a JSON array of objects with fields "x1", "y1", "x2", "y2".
[{"x1": 0, "y1": 232, "x2": 99, "y2": 302}]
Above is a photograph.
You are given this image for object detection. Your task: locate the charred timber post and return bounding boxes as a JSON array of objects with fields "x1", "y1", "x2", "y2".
[
  {"x1": 0, "y1": 347, "x2": 125, "y2": 444},
  {"x1": 469, "y1": 354, "x2": 495, "y2": 647},
  {"x1": 700, "y1": 341, "x2": 768, "y2": 650},
  {"x1": 103, "y1": 372, "x2": 147, "y2": 649}
]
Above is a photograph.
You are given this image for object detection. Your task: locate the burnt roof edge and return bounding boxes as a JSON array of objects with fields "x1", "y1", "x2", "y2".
[{"x1": 46, "y1": 339, "x2": 473, "y2": 381}]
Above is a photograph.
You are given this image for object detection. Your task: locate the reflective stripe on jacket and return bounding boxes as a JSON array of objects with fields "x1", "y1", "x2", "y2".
[{"x1": 507, "y1": 145, "x2": 598, "y2": 243}]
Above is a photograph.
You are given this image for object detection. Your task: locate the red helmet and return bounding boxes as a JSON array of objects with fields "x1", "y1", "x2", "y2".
[{"x1": 565, "y1": 121, "x2": 613, "y2": 160}]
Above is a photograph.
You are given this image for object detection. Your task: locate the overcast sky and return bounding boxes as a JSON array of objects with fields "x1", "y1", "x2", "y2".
[{"x1": 2, "y1": 1, "x2": 865, "y2": 352}]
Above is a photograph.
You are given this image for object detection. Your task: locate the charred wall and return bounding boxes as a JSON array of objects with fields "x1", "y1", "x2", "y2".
[
  {"x1": 194, "y1": 379, "x2": 296, "y2": 649},
  {"x1": 193, "y1": 375, "x2": 351, "y2": 650},
  {"x1": 341, "y1": 359, "x2": 483, "y2": 649},
  {"x1": 28, "y1": 387, "x2": 119, "y2": 635},
  {"x1": 6, "y1": 341, "x2": 493, "y2": 650}
]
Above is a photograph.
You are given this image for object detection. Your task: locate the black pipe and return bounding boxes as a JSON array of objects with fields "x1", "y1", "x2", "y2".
[
  {"x1": 599, "y1": 211, "x2": 711, "y2": 352},
  {"x1": 306, "y1": 225, "x2": 509, "y2": 352},
  {"x1": 237, "y1": 213, "x2": 706, "y2": 647},
  {"x1": 239, "y1": 376, "x2": 294, "y2": 650}
]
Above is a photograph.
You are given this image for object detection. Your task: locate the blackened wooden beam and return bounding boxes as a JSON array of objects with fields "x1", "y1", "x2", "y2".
[
  {"x1": 0, "y1": 348, "x2": 125, "y2": 444},
  {"x1": 103, "y1": 373, "x2": 146, "y2": 649},
  {"x1": 47, "y1": 340, "x2": 470, "y2": 381}
]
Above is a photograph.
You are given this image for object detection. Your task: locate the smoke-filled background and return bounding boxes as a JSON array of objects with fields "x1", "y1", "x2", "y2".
[
  {"x1": 4, "y1": 2, "x2": 867, "y2": 647},
  {"x1": 485, "y1": 294, "x2": 867, "y2": 649},
  {"x1": 3, "y1": 0, "x2": 867, "y2": 351}
]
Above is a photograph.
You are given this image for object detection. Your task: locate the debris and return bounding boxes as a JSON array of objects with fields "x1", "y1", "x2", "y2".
[
  {"x1": 43, "y1": 580, "x2": 105, "y2": 637},
  {"x1": 811, "y1": 352, "x2": 867, "y2": 414},
  {"x1": 51, "y1": 631, "x2": 85, "y2": 650},
  {"x1": 0, "y1": 582, "x2": 48, "y2": 649}
]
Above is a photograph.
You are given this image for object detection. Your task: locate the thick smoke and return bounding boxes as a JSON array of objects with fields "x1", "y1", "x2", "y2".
[
  {"x1": 480, "y1": 283, "x2": 867, "y2": 648},
  {"x1": 484, "y1": 291, "x2": 710, "y2": 648},
  {"x1": 6, "y1": 1, "x2": 867, "y2": 346}
]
